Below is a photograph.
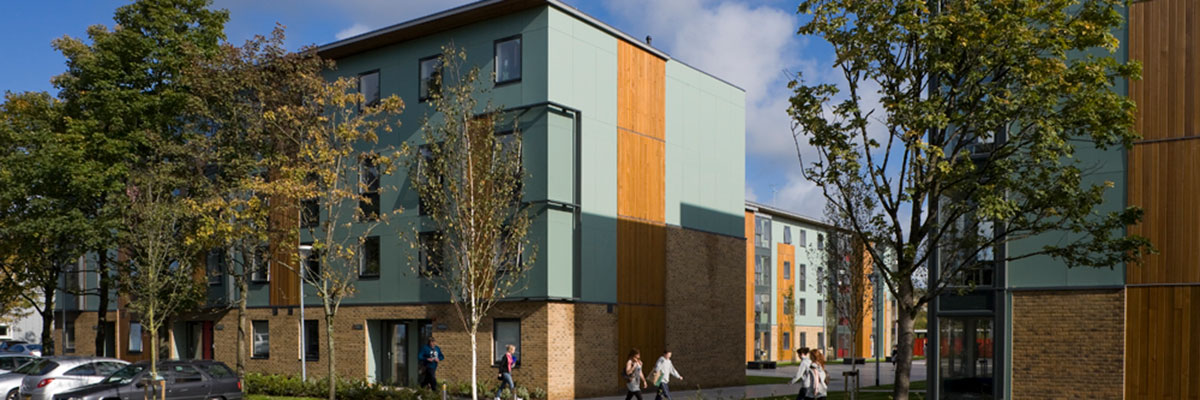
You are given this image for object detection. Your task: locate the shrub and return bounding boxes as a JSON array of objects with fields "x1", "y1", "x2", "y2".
[{"x1": 243, "y1": 373, "x2": 437, "y2": 400}]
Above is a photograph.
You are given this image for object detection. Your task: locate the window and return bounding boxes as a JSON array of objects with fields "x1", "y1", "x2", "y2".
[
  {"x1": 492, "y1": 319, "x2": 521, "y2": 367},
  {"x1": 252, "y1": 320, "x2": 269, "y2": 359},
  {"x1": 129, "y1": 323, "x2": 143, "y2": 353},
  {"x1": 358, "y1": 70, "x2": 380, "y2": 108},
  {"x1": 66, "y1": 259, "x2": 82, "y2": 292},
  {"x1": 0, "y1": 325, "x2": 7, "y2": 337},
  {"x1": 418, "y1": 55, "x2": 441, "y2": 101},
  {"x1": 359, "y1": 236, "x2": 381, "y2": 277},
  {"x1": 818, "y1": 332, "x2": 825, "y2": 351},
  {"x1": 95, "y1": 362, "x2": 123, "y2": 376},
  {"x1": 783, "y1": 261, "x2": 791, "y2": 280},
  {"x1": 303, "y1": 320, "x2": 319, "y2": 361},
  {"x1": 783, "y1": 227, "x2": 792, "y2": 244},
  {"x1": 300, "y1": 244, "x2": 319, "y2": 279},
  {"x1": 251, "y1": 245, "x2": 270, "y2": 283},
  {"x1": 301, "y1": 198, "x2": 319, "y2": 228},
  {"x1": 359, "y1": 157, "x2": 380, "y2": 220},
  {"x1": 755, "y1": 218, "x2": 772, "y2": 247},
  {"x1": 939, "y1": 317, "x2": 994, "y2": 398},
  {"x1": 206, "y1": 249, "x2": 225, "y2": 286},
  {"x1": 817, "y1": 300, "x2": 823, "y2": 317},
  {"x1": 419, "y1": 232, "x2": 443, "y2": 276},
  {"x1": 172, "y1": 365, "x2": 204, "y2": 383},
  {"x1": 799, "y1": 298, "x2": 806, "y2": 316},
  {"x1": 817, "y1": 234, "x2": 824, "y2": 249},
  {"x1": 65, "y1": 363, "x2": 95, "y2": 376},
  {"x1": 202, "y1": 363, "x2": 235, "y2": 379},
  {"x1": 800, "y1": 332, "x2": 807, "y2": 348},
  {"x1": 800, "y1": 230, "x2": 807, "y2": 247},
  {"x1": 417, "y1": 145, "x2": 435, "y2": 216},
  {"x1": 64, "y1": 322, "x2": 75, "y2": 353},
  {"x1": 799, "y1": 264, "x2": 807, "y2": 292},
  {"x1": 494, "y1": 36, "x2": 521, "y2": 84},
  {"x1": 816, "y1": 267, "x2": 824, "y2": 293},
  {"x1": 782, "y1": 332, "x2": 790, "y2": 350}
]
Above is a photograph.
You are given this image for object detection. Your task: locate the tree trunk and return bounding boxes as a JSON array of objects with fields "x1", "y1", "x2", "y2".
[
  {"x1": 892, "y1": 283, "x2": 916, "y2": 400},
  {"x1": 95, "y1": 250, "x2": 111, "y2": 356},
  {"x1": 40, "y1": 282, "x2": 55, "y2": 356},
  {"x1": 470, "y1": 329, "x2": 478, "y2": 400},
  {"x1": 236, "y1": 248, "x2": 249, "y2": 379},
  {"x1": 150, "y1": 323, "x2": 159, "y2": 400},
  {"x1": 848, "y1": 324, "x2": 857, "y2": 400},
  {"x1": 325, "y1": 308, "x2": 336, "y2": 400}
]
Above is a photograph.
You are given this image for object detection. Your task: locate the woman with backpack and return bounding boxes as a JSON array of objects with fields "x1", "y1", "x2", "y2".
[
  {"x1": 623, "y1": 348, "x2": 647, "y2": 400},
  {"x1": 495, "y1": 344, "x2": 521, "y2": 400},
  {"x1": 807, "y1": 349, "x2": 829, "y2": 400}
]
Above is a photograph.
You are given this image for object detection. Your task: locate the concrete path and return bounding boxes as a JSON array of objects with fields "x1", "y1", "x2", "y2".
[{"x1": 578, "y1": 360, "x2": 926, "y2": 400}]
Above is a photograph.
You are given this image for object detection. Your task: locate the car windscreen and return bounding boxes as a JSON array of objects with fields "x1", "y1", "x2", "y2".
[
  {"x1": 101, "y1": 365, "x2": 146, "y2": 385},
  {"x1": 13, "y1": 359, "x2": 58, "y2": 375}
]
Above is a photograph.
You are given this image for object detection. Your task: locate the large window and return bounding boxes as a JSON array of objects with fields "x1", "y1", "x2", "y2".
[
  {"x1": 800, "y1": 230, "x2": 807, "y2": 247},
  {"x1": 783, "y1": 227, "x2": 792, "y2": 244},
  {"x1": 64, "y1": 322, "x2": 75, "y2": 353},
  {"x1": 800, "y1": 332, "x2": 807, "y2": 348},
  {"x1": 494, "y1": 36, "x2": 522, "y2": 84},
  {"x1": 799, "y1": 264, "x2": 807, "y2": 291},
  {"x1": 783, "y1": 261, "x2": 791, "y2": 280},
  {"x1": 359, "y1": 236, "x2": 381, "y2": 277},
  {"x1": 206, "y1": 249, "x2": 225, "y2": 286},
  {"x1": 251, "y1": 320, "x2": 269, "y2": 359},
  {"x1": 358, "y1": 70, "x2": 380, "y2": 107},
  {"x1": 303, "y1": 320, "x2": 319, "y2": 361},
  {"x1": 799, "y1": 298, "x2": 806, "y2": 316},
  {"x1": 939, "y1": 317, "x2": 994, "y2": 399},
  {"x1": 418, "y1": 55, "x2": 441, "y2": 101},
  {"x1": 129, "y1": 323, "x2": 143, "y2": 353},
  {"x1": 493, "y1": 319, "x2": 521, "y2": 367},
  {"x1": 359, "y1": 157, "x2": 381, "y2": 221},
  {"x1": 755, "y1": 218, "x2": 772, "y2": 247},
  {"x1": 300, "y1": 244, "x2": 320, "y2": 279},
  {"x1": 251, "y1": 245, "x2": 270, "y2": 283}
]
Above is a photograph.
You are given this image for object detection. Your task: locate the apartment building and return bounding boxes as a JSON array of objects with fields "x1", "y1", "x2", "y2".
[
  {"x1": 929, "y1": 1, "x2": 1200, "y2": 398},
  {"x1": 743, "y1": 201, "x2": 894, "y2": 365},
  {"x1": 53, "y1": 1, "x2": 746, "y2": 398}
]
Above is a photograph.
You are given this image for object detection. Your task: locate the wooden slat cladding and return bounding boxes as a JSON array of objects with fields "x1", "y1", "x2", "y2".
[
  {"x1": 617, "y1": 40, "x2": 665, "y2": 141},
  {"x1": 1127, "y1": 131, "x2": 1200, "y2": 285},
  {"x1": 1130, "y1": 0, "x2": 1200, "y2": 142},
  {"x1": 617, "y1": 132, "x2": 666, "y2": 222},
  {"x1": 616, "y1": 219, "x2": 666, "y2": 306},
  {"x1": 616, "y1": 304, "x2": 665, "y2": 377},
  {"x1": 269, "y1": 196, "x2": 300, "y2": 306},
  {"x1": 1126, "y1": 286, "x2": 1200, "y2": 398}
]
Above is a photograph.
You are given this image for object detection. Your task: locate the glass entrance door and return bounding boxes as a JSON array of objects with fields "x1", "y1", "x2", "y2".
[{"x1": 388, "y1": 322, "x2": 408, "y2": 386}]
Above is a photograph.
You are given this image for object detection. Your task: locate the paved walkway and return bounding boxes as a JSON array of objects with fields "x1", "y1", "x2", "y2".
[{"x1": 578, "y1": 360, "x2": 926, "y2": 400}]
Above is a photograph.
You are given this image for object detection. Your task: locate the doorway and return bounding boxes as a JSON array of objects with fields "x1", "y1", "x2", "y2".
[
  {"x1": 178, "y1": 321, "x2": 214, "y2": 360},
  {"x1": 369, "y1": 320, "x2": 432, "y2": 386}
]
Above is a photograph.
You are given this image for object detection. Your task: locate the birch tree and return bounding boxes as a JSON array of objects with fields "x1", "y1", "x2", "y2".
[{"x1": 404, "y1": 47, "x2": 535, "y2": 400}]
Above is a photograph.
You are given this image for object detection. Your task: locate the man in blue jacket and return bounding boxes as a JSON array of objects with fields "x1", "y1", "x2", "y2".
[{"x1": 419, "y1": 337, "x2": 445, "y2": 391}]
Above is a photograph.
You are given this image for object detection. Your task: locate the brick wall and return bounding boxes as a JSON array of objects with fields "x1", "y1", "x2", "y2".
[
  {"x1": 665, "y1": 226, "x2": 745, "y2": 390},
  {"x1": 1011, "y1": 289, "x2": 1124, "y2": 398}
]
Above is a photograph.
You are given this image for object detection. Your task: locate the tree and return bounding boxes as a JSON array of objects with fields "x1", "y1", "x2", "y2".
[
  {"x1": 51, "y1": 0, "x2": 228, "y2": 357},
  {"x1": 404, "y1": 47, "x2": 535, "y2": 400},
  {"x1": 271, "y1": 47, "x2": 404, "y2": 400},
  {"x1": 789, "y1": 0, "x2": 1153, "y2": 398},
  {"x1": 184, "y1": 27, "x2": 312, "y2": 379},
  {"x1": 814, "y1": 197, "x2": 874, "y2": 399}
]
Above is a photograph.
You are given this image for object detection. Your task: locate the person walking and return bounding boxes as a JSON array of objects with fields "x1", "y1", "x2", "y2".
[
  {"x1": 650, "y1": 350, "x2": 683, "y2": 400},
  {"x1": 418, "y1": 338, "x2": 444, "y2": 391},
  {"x1": 808, "y1": 350, "x2": 829, "y2": 400},
  {"x1": 623, "y1": 349, "x2": 647, "y2": 400},
  {"x1": 495, "y1": 344, "x2": 521, "y2": 400},
  {"x1": 790, "y1": 347, "x2": 813, "y2": 400}
]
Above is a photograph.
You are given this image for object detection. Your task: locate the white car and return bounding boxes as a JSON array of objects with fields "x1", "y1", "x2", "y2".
[
  {"x1": 0, "y1": 356, "x2": 36, "y2": 374},
  {"x1": 2, "y1": 357, "x2": 127, "y2": 400}
]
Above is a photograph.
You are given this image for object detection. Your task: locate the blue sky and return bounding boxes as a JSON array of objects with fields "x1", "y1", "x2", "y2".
[{"x1": 0, "y1": 0, "x2": 841, "y2": 218}]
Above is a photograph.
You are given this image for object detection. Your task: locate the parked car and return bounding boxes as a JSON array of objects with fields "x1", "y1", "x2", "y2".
[
  {"x1": 4, "y1": 345, "x2": 41, "y2": 357},
  {"x1": 0, "y1": 356, "x2": 36, "y2": 374},
  {"x1": 0, "y1": 357, "x2": 127, "y2": 400},
  {"x1": 52, "y1": 360, "x2": 241, "y2": 400},
  {"x1": 0, "y1": 342, "x2": 26, "y2": 353}
]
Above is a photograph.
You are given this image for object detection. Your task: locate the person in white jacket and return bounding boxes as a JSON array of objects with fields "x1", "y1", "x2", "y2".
[
  {"x1": 790, "y1": 347, "x2": 813, "y2": 400},
  {"x1": 651, "y1": 350, "x2": 684, "y2": 400},
  {"x1": 808, "y1": 350, "x2": 828, "y2": 400}
]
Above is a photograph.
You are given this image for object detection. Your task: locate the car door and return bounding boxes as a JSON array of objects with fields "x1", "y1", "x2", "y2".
[
  {"x1": 59, "y1": 363, "x2": 100, "y2": 392},
  {"x1": 197, "y1": 364, "x2": 238, "y2": 400},
  {"x1": 164, "y1": 365, "x2": 208, "y2": 400}
]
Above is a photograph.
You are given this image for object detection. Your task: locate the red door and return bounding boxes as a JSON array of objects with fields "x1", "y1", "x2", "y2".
[{"x1": 202, "y1": 321, "x2": 214, "y2": 360}]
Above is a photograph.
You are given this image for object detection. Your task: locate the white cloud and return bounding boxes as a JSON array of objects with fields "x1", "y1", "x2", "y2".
[{"x1": 335, "y1": 23, "x2": 371, "y2": 40}]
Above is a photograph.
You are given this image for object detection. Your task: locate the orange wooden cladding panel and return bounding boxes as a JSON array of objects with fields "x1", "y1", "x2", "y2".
[
  {"x1": 1130, "y1": 0, "x2": 1200, "y2": 142},
  {"x1": 616, "y1": 219, "x2": 666, "y2": 306},
  {"x1": 617, "y1": 131, "x2": 665, "y2": 222},
  {"x1": 776, "y1": 243, "x2": 794, "y2": 354},
  {"x1": 1126, "y1": 286, "x2": 1200, "y2": 398},
  {"x1": 1127, "y1": 141, "x2": 1200, "y2": 285},
  {"x1": 269, "y1": 196, "x2": 301, "y2": 306},
  {"x1": 617, "y1": 40, "x2": 665, "y2": 141},
  {"x1": 617, "y1": 304, "x2": 665, "y2": 382}
]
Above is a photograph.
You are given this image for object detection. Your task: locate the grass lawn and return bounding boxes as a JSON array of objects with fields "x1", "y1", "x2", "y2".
[
  {"x1": 746, "y1": 375, "x2": 793, "y2": 385},
  {"x1": 751, "y1": 381, "x2": 928, "y2": 400},
  {"x1": 246, "y1": 395, "x2": 322, "y2": 400}
]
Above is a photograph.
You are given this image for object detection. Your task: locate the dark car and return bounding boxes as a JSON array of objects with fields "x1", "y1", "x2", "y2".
[{"x1": 52, "y1": 361, "x2": 241, "y2": 400}]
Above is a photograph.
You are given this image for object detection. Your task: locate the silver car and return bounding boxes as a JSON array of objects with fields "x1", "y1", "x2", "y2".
[
  {"x1": 4, "y1": 357, "x2": 127, "y2": 400},
  {"x1": 0, "y1": 356, "x2": 36, "y2": 374}
]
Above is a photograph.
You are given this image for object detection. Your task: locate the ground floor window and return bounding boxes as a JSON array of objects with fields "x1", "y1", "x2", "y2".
[
  {"x1": 64, "y1": 321, "x2": 75, "y2": 353},
  {"x1": 303, "y1": 320, "x2": 319, "y2": 361},
  {"x1": 129, "y1": 323, "x2": 143, "y2": 353},
  {"x1": 818, "y1": 332, "x2": 825, "y2": 352},
  {"x1": 493, "y1": 319, "x2": 520, "y2": 367},
  {"x1": 252, "y1": 320, "x2": 269, "y2": 359},
  {"x1": 939, "y1": 316, "x2": 994, "y2": 399}
]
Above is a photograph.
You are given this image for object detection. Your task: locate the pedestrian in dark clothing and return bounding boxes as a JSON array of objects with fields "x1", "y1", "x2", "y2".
[{"x1": 418, "y1": 338, "x2": 445, "y2": 391}]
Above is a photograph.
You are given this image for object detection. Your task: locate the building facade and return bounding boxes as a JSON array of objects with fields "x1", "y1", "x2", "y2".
[
  {"x1": 930, "y1": 1, "x2": 1200, "y2": 398},
  {"x1": 54, "y1": 1, "x2": 747, "y2": 398},
  {"x1": 743, "y1": 201, "x2": 894, "y2": 364}
]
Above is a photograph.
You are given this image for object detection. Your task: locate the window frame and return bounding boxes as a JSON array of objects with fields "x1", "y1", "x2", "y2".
[
  {"x1": 129, "y1": 322, "x2": 143, "y2": 353},
  {"x1": 783, "y1": 227, "x2": 792, "y2": 244},
  {"x1": 491, "y1": 318, "x2": 521, "y2": 368},
  {"x1": 782, "y1": 332, "x2": 790, "y2": 350},
  {"x1": 799, "y1": 298, "x2": 806, "y2": 316},
  {"x1": 299, "y1": 243, "x2": 320, "y2": 280},
  {"x1": 359, "y1": 236, "x2": 381, "y2": 278},
  {"x1": 783, "y1": 261, "x2": 791, "y2": 280},
  {"x1": 493, "y1": 35, "x2": 523, "y2": 85},
  {"x1": 358, "y1": 156, "x2": 381, "y2": 221},
  {"x1": 799, "y1": 264, "x2": 807, "y2": 292},
  {"x1": 64, "y1": 321, "x2": 75, "y2": 353},
  {"x1": 251, "y1": 320, "x2": 269, "y2": 359},
  {"x1": 817, "y1": 299, "x2": 824, "y2": 317},
  {"x1": 418, "y1": 54, "x2": 442, "y2": 102},
  {"x1": 206, "y1": 249, "x2": 226, "y2": 286},
  {"x1": 357, "y1": 69, "x2": 381, "y2": 108},
  {"x1": 303, "y1": 319, "x2": 319, "y2": 361}
]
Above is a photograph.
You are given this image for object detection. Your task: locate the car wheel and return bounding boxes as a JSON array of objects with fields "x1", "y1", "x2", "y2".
[{"x1": 6, "y1": 389, "x2": 17, "y2": 400}]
